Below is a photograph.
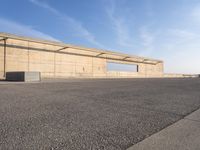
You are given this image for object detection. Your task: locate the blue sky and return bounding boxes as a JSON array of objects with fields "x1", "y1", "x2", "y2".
[{"x1": 0, "y1": 0, "x2": 200, "y2": 74}]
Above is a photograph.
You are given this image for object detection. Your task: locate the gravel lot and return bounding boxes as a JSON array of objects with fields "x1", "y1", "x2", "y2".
[{"x1": 0, "y1": 78, "x2": 200, "y2": 150}]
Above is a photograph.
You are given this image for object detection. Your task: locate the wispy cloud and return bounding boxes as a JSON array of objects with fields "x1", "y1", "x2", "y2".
[
  {"x1": 157, "y1": 28, "x2": 200, "y2": 74},
  {"x1": 105, "y1": 0, "x2": 135, "y2": 48},
  {"x1": 29, "y1": 0, "x2": 59, "y2": 15},
  {"x1": 191, "y1": 4, "x2": 200, "y2": 23},
  {"x1": 168, "y1": 29, "x2": 200, "y2": 41},
  {"x1": 29, "y1": 0, "x2": 105, "y2": 48},
  {"x1": 105, "y1": 0, "x2": 156, "y2": 55},
  {"x1": 139, "y1": 26, "x2": 155, "y2": 56},
  {"x1": 162, "y1": 46, "x2": 200, "y2": 74},
  {"x1": 0, "y1": 17, "x2": 58, "y2": 41}
]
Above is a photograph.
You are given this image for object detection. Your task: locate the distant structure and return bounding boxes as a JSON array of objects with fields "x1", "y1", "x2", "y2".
[{"x1": 0, "y1": 33, "x2": 195, "y2": 79}]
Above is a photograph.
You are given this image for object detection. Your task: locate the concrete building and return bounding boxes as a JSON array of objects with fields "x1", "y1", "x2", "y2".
[{"x1": 0, "y1": 32, "x2": 164, "y2": 79}]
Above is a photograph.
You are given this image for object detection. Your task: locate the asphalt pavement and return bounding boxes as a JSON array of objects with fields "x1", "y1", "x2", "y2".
[{"x1": 0, "y1": 78, "x2": 200, "y2": 150}]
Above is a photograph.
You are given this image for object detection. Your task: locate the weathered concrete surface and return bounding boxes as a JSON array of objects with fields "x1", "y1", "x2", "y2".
[
  {"x1": 185, "y1": 109, "x2": 200, "y2": 121},
  {"x1": 0, "y1": 78, "x2": 200, "y2": 150},
  {"x1": 0, "y1": 33, "x2": 163, "y2": 79},
  {"x1": 127, "y1": 109, "x2": 200, "y2": 150}
]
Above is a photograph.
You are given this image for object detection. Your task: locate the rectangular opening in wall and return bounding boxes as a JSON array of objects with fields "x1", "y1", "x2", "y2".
[{"x1": 107, "y1": 62, "x2": 138, "y2": 72}]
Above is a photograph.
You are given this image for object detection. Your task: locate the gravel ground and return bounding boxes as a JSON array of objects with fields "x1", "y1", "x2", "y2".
[{"x1": 0, "y1": 78, "x2": 200, "y2": 150}]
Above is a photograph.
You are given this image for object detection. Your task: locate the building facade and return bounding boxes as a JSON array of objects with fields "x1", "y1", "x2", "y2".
[{"x1": 0, "y1": 33, "x2": 164, "y2": 79}]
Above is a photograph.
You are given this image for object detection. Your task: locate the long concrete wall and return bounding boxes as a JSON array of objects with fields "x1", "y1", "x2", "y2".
[{"x1": 0, "y1": 33, "x2": 164, "y2": 79}]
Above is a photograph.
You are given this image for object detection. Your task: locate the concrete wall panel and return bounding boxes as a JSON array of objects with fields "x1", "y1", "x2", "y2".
[
  {"x1": 0, "y1": 41, "x2": 4, "y2": 78},
  {"x1": 6, "y1": 42, "x2": 29, "y2": 72}
]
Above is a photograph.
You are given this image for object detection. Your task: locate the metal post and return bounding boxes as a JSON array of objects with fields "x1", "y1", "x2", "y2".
[{"x1": 136, "y1": 65, "x2": 139, "y2": 72}]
